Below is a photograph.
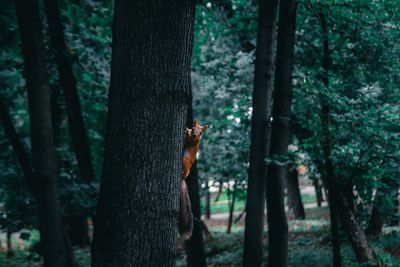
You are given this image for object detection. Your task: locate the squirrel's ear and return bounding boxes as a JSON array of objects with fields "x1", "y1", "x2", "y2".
[
  {"x1": 193, "y1": 119, "x2": 198, "y2": 127},
  {"x1": 202, "y1": 125, "x2": 208, "y2": 131},
  {"x1": 185, "y1": 127, "x2": 190, "y2": 132}
]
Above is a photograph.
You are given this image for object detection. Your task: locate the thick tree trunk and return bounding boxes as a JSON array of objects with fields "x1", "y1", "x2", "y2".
[
  {"x1": 319, "y1": 12, "x2": 374, "y2": 264},
  {"x1": 243, "y1": 0, "x2": 278, "y2": 265},
  {"x1": 43, "y1": 0, "x2": 95, "y2": 182},
  {"x1": 91, "y1": 1, "x2": 196, "y2": 266},
  {"x1": 265, "y1": 0, "x2": 296, "y2": 266},
  {"x1": 15, "y1": 0, "x2": 73, "y2": 266},
  {"x1": 227, "y1": 181, "x2": 237, "y2": 234},
  {"x1": 184, "y1": 105, "x2": 207, "y2": 267},
  {"x1": 286, "y1": 168, "x2": 305, "y2": 220}
]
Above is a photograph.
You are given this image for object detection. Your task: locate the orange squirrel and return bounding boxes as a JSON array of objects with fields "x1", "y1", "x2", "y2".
[{"x1": 179, "y1": 120, "x2": 208, "y2": 240}]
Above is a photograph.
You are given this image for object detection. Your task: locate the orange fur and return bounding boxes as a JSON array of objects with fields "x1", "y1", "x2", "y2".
[
  {"x1": 179, "y1": 120, "x2": 208, "y2": 240},
  {"x1": 182, "y1": 120, "x2": 208, "y2": 181}
]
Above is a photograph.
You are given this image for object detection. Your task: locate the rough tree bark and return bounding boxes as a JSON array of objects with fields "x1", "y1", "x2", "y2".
[
  {"x1": 286, "y1": 168, "x2": 305, "y2": 219},
  {"x1": 91, "y1": 1, "x2": 196, "y2": 266},
  {"x1": 184, "y1": 105, "x2": 207, "y2": 267},
  {"x1": 242, "y1": 0, "x2": 278, "y2": 266},
  {"x1": 15, "y1": 0, "x2": 73, "y2": 266},
  {"x1": 319, "y1": 12, "x2": 375, "y2": 264},
  {"x1": 266, "y1": 1, "x2": 296, "y2": 266}
]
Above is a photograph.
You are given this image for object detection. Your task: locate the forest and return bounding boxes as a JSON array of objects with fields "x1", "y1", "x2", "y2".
[{"x1": 0, "y1": 0, "x2": 399, "y2": 266}]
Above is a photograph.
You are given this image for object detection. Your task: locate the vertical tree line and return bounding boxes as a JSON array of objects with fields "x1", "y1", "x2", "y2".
[
  {"x1": 243, "y1": 0, "x2": 278, "y2": 266},
  {"x1": 14, "y1": 0, "x2": 73, "y2": 266},
  {"x1": 265, "y1": 0, "x2": 296, "y2": 266},
  {"x1": 91, "y1": 0, "x2": 196, "y2": 265}
]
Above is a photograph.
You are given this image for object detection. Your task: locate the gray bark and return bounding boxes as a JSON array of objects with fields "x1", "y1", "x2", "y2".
[{"x1": 91, "y1": 1, "x2": 196, "y2": 266}]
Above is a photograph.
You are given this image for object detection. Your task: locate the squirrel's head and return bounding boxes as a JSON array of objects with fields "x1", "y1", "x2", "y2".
[{"x1": 185, "y1": 120, "x2": 208, "y2": 145}]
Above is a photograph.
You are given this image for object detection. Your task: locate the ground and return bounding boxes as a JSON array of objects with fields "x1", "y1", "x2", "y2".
[{"x1": 0, "y1": 188, "x2": 399, "y2": 267}]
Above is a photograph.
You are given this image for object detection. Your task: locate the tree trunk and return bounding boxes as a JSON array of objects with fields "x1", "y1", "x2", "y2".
[
  {"x1": 184, "y1": 105, "x2": 207, "y2": 267},
  {"x1": 286, "y1": 168, "x2": 305, "y2": 220},
  {"x1": 266, "y1": 0, "x2": 296, "y2": 266},
  {"x1": 313, "y1": 178, "x2": 323, "y2": 207},
  {"x1": 15, "y1": 0, "x2": 73, "y2": 266},
  {"x1": 318, "y1": 12, "x2": 344, "y2": 267},
  {"x1": 227, "y1": 181, "x2": 237, "y2": 234},
  {"x1": 243, "y1": 0, "x2": 278, "y2": 265},
  {"x1": 366, "y1": 176, "x2": 399, "y2": 235},
  {"x1": 44, "y1": 0, "x2": 93, "y2": 243},
  {"x1": 91, "y1": 1, "x2": 196, "y2": 266},
  {"x1": 205, "y1": 179, "x2": 211, "y2": 219},
  {"x1": 0, "y1": 97, "x2": 35, "y2": 189},
  {"x1": 214, "y1": 181, "x2": 223, "y2": 202},
  {"x1": 43, "y1": 0, "x2": 95, "y2": 182},
  {"x1": 44, "y1": 3, "x2": 95, "y2": 243},
  {"x1": 338, "y1": 195, "x2": 375, "y2": 262},
  {"x1": 6, "y1": 230, "x2": 13, "y2": 258},
  {"x1": 366, "y1": 205, "x2": 383, "y2": 236},
  {"x1": 65, "y1": 214, "x2": 89, "y2": 247},
  {"x1": 319, "y1": 12, "x2": 374, "y2": 264}
]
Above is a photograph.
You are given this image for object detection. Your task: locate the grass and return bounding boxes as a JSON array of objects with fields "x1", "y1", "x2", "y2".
[
  {"x1": 201, "y1": 190, "x2": 319, "y2": 216},
  {"x1": 1, "y1": 209, "x2": 399, "y2": 267}
]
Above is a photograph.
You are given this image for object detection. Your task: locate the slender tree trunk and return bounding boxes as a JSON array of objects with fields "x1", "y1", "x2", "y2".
[
  {"x1": 338, "y1": 195, "x2": 375, "y2": 262},
  {"x1": 0, "y1": 97, "x2": 34, "y2": 189},
  {"x1": 205, "y1": 179, "x2": 211, "y2": 219},
  {"x1": 44, "y1": 0, "x2": 94, "y2": 246},
  {"x1": 319, "y1": 12, "x2": 374, "y2": 264},
  {"x1": 184, "y1": 104, "x2": 207, "y2": 267},
  {"x1": 91, "y1": 1, "x2": 196, "y2": 266},
  {"x1": 214, "y1": 181, "x2": 223, "y2": 202},
  {"x1": 43, "y1": 0, "x2": 95, "y2": 182},
  {"x1": 243, "y1": 0, "x2": 278, "y2": 265},
  {"x1": 227, "y1": 181, "x2": 237, "y2": 234},
  {"x1": 366, "y1": 205, "x2": 383, "y2": 236},
  {"x1": 6, "y1": 230, "x2": 13, "y2": 257},
  {"x1": 313, "y1": 178, "x2": 323, "y2": 207},
  {"x1": 366, "y1": 176, "x2": 399, "y2": 235},
  {"x1": 234, "y1": 209, "x2": 246, "y2": 224},
  {"x1": 318, "y1": 12, "x2": 343, "y2": 267},
  {"x1": 15, "y1": 0, "x2": 73, "y2": 266},
  {"x1": 266, "y1": 0, "x2": 296, "y2": 266},
  {"x1": 286, "y1": 168, "x2": 305, "y2": 219}
]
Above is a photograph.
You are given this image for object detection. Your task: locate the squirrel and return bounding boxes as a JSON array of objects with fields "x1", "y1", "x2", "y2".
[{"x1": 179, "y1": 120, "x2": 208, "y2": 240}]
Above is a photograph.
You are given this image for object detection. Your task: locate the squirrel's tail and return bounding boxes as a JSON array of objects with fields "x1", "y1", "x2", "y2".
[{"x1": 178, "y1": 179, "x2": 193, "y2": 240}]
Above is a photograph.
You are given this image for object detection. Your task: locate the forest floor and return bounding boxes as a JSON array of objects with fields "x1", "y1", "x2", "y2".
[
  {"x1": 175, "y1": 205, "x2": 400, "y2": 267},
  {"x1": 0, "y1": 189, "x2": 399, "y2": 267}
]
